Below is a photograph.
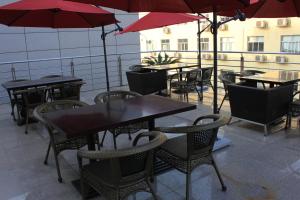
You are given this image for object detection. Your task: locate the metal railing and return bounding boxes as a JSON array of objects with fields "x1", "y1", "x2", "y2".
[{"x1": 1, "y1": 49, "x2": 300, "y2": 104}]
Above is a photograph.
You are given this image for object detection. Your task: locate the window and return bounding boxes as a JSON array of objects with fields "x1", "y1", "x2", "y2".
[
  {"x1": 200, "y1": 38, "x2": 209, "y2": 51},
  {"x1": 178, "y1": 39, "x2": 188, "y2": 51},
  {"x1": 220, "y1": 37, "x2": 234, "y2": 51},
  {"x1": 146, "y1": 40, "x2": 153, "y2": 51},
  {"x1": 281, "y1": 35, "x2": 300, "y2": 53},
  {"x1": 161, "y1": 39, "x2": 170, "y2": 51},
  {"x1": 248, "y1": 36, "x2": 264, "y2": 52}
]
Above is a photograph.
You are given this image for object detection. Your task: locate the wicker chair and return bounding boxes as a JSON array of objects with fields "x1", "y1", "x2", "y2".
[
  {"x1": 169, "y1": 69, "x2": 201, "y2": 102},
  {"x1": 197, "y1": 67, "x2": 213, "y2": 100},
  {"x1": 94, "y1": 90, "x2": 147, "y2": 149},
  {"x1": 77, "y1": 131, "x2": 167, "y2": 200},
  {"x1": 33, "y1": 100, "x2": 100, "y2": 183},
  {"x1": 286, "y1": 90, "x2": 300, "y2": 128},
  {"x1": 13, "y1": 87, "x2": 46, "y2": 134},
  {"x1": 5, "y1": 79, "x2": 28, "y2": 121},
  {"x1": 218, "y1": 72, "x2": 236, "y2": 112},
  {"x1": 48, "y1": 81, "x2": 84, "y2": 101},
  {"x1": 155, "y1": 114, "x2": 229, "y2": 200}
]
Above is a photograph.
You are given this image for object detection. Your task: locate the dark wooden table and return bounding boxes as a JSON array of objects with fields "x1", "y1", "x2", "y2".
[
  {"x1": 2, "y1": 76, "x2": 82, "y2": 124},
  {"x1": 240, "y1": 71, "x2": 300, "y2": 87},
  {"x1": 43, "y1": 94, "x2": 196, "y2": 197}
]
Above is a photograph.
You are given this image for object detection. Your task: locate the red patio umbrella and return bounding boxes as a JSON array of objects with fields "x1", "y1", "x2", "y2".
[
  {"x1": 72, "y1": 0, "x2": 255, "y2": 114},
  {"x1": 118, "y1": 12, "x2": 202, "y2": 34},
  {"x1": 0, "y1": 0, "x2": 119, "y2": 92},
  {"x1": 220, "y1": 0, "x2": 300, "y2": 18}
]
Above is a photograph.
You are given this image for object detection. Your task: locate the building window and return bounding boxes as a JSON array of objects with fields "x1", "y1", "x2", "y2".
[
  {"x1": 178, "y1": 39, "x2": 188, "y2": 51},
  {"x1": 281, "y1": 35, "x2": 300, "y2": 53},
  {"x1": 220, "y1": 37, "x2": 234, "y2": 51},
  {"x1": 161, "y1": 39, "x2": 170, "y2": 51},
  {"x1": 146, "y1": 40, "x2": 153, "y2": 51},
  {"x1": 248, "y1": 36, "x2": 264, "y2": 52},
  {"x1": 200, "y1": 38, "x2": 209, "y2": 51}
]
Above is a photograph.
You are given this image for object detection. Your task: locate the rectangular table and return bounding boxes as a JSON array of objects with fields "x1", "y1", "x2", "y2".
[
  {"x1": 2, "y1": 76, "x2": 82, "y2": 124},
  {"x1": 240, "y1": 71, "x2": 300, "y2": 87}
]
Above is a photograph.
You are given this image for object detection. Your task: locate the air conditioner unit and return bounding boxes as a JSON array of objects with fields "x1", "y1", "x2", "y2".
[
  {"x1": 218, "y1": 54, "x2": 228, "y2": 60},
  {"x1": 219, "y1": 24, "x2": 228, "y2": 31},
  {"x1": 275, "y1": 56, "x2": 288, "y2": 64},
  {"x1": 174, "y1": 52, "x2": 182, "y2": 59},
  {"x1": 277, "y1": 18, "x2": 290, "y2": 27},
  {"x1": 256, "y1": 21, "x2": 267, "y2": 28},
  {"x1": 255, "y1": 55, "x2": 267, "y2": 62},
  {"x1": 201, "y1": 54, "x2": 212, "y2": 60},
  {"x1": 162, "y1": 27, "x2": 171, "y2": 34}
]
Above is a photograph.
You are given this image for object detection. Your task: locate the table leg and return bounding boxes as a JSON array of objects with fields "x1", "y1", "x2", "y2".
[{"x1": 179, "y1": 68, "x2": 183, "y2": 81}]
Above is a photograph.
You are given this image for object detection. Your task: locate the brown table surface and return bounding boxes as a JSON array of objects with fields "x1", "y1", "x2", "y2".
[
  {"x1": 2, "y1": 76, "x2": 82, "y2": 90},
  {"x1": 44, "y1": 95, "x2": 197, "y2": 138},
  {"x1": 142, "y1": 63, "x2": 199, "y2": 71},
  {"x1": 240, "y1": 71, "x2": 300, "y2": 85}
]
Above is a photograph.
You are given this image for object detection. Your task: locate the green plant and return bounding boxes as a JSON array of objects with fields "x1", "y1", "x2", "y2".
[{"x1": 143, "y1": 52, "x2": 181, "y2": 66}]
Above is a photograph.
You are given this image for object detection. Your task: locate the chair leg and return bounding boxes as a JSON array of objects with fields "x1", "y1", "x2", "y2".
[
  {"x1": 100, "y1": 130, "x2": 107, "y2": 147},
  {"x1": 44, "y1": 141, "x2": 51, "y2": 165},
  {"x1": 25, "y1": 110, "x2": 29, "y2": 134},
  {"x1": 285, "y1": 114, "x2": 290, "y2": 129},
  {"x1": 186, "y1": 172, "x2": 191, "y2": 200},
  {"x1": 53, "y1": 150, "x2": 63, "y2": 183},
  {"x1": 113, "y1": 133, "x2": 117, "y2": 149},
  {"x1": 218, "y1": 95, "x2": 226, "y2": 112},
  {"x1": 80, "y1": 178, "x2": 88, "y2": 200},
  {"x1": 128, "y1": 133, "x2": 132, "y2": 140},
  {"x1": 147, "y1": 180, "x2": 158, "y2": 200},
  {"x1": 211, "y1": 157, "x2": 226, "y2": 191},
  {"x1": 264, "y1": 125, "x2": 269, "y2": 136}
]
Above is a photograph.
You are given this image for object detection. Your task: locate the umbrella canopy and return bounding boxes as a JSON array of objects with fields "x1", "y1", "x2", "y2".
[
  {"x1": 0, "y1": 0, "x2": 117, "y2": 28},
  {"x1": 118, "y1": 12, "x2": 203, "y2": 34},
  {"x1": 71, "y1": 0, "x2": 252, "y2": 13},
  {"x1": 220, "y1": 0, "x2": 300, "y2": 18}
]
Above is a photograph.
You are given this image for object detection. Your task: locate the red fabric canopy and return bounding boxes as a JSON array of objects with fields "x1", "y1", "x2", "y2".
[
  {"x1": 118, "y1": 12, "x2": 202, "y2": 34},
  {"x1": 220, "y1": 0, "x2": 300, "y2": 18},
  {"x1": 0, "y1": 0, "x2": 117, "y2": 28},
  {"x1": 71, "y1": 0, "x2": 253, "y2": 13}
]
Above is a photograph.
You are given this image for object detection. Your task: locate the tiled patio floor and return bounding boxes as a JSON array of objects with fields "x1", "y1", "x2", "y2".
[{"x1": 1, "y1": 88, "x2": 300, "y2": 200}]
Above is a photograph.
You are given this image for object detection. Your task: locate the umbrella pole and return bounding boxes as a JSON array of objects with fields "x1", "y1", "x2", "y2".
[
  {"x1": 101, "y1": 26, "x2": 110, "y2": 92},
  {"x1": 197, "y1": 16, "x2": 201, "y2": 68},
  {"x1": 212, "y1": 11, "x2": 218, "y2": 114}
]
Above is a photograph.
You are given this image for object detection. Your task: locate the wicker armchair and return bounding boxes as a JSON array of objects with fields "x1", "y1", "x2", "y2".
[
  {"x1": 197, "y1": 67, "x2": 213, "y2": 100},
  {"x1": 155, "y1": 114, "x2": 229, "y2": 200},
  {"x1": 94, "y1": 90, "x2": 147, "y2": 149},
  {"x1": 5, "y1": 79, "x2": 28, "y2": 121},
  {"x1": 218, "y1": 72, "x2": 236, "y2": 112},
  {"x1": 48, "y1": 81, "x2": 84, "y2": 101},
  {"x1": 33, "y1": 100, "x2": 100, "y2": 183},
  {"x1": 77, "y1": 131, "x2": 167, "y2": 200},
  {"x1": 13, "y1": 87, "x2": 46, "y2": 134},
  {"x1": 286, "y1": 90, "x2": 300, "y2": 128},
  {"x1": 169, "y1": 69, "x2": 201, "y2": 102}
]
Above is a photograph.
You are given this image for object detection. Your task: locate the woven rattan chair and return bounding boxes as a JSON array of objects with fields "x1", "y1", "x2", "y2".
[
  {"x1": 5, "y1": 79, "x2": 29, "y2": 121},
  {"x1": 94, "y1": 90, "x2": 147, "y2": 149},
  {"x1": 197, "y1": 67, "x2": 213, "y2": 100},
  {"x1": 169, "y1": 69, "x2": 201, "y2": 102},
  {"x1": 48, "y1": 81, "x2": 84, "y2": 101},
  {"x1": 33, "y1": 100, "x2": 100, "y2": 183},
  {"x1": 218, "y1": 72, "x2": 236, "y2": 112},
  {"x1": 77, "y1": 131, "x2": 167, "y2": 200},
  {"x1": 14, "y1": 87, "x2": 46, "y2": 134},
  {"x1": 286, "y1": 90, "x2": 300, "y2": 128},
  {"x1": 155, "y1": 114, "x2": 229, "y2": 200}
]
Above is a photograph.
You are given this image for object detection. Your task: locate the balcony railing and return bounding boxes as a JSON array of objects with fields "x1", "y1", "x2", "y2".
[{"x1": 1, "y1": 50, "x2": 300, "y2": 104}]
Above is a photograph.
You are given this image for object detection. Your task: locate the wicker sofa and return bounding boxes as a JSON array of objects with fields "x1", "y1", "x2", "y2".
[
  {"x1": 227, "y1": 82, "x2": 294, "y2": 135},
  {"x1": 126, "y1": 70, "x2": 167, "y2": 95}
]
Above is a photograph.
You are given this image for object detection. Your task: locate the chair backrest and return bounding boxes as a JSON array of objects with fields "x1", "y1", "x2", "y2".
[
  {"x1": 14, "y1": 87, "x2": 46, "y2": 109},
  {"x1": 94, "y1": 90, "x2": 141, "y2": 104},
  {"x1": 128, "y1": 65, "x2": 147, "y2": 72},
  {"x1": 241, "y1": 70, "x2": 265, "y2": 77},
  {"x1": 156, "y1": 115, "x2": 228, "y2": 160},
  {"x1": 186, "y1": 69, "x2": 201, "y2": 84},
  {"x1": 219, "y1": 73, "x2": 236, "y2": 92},
  {"x1": 51, "y1": 81, "x2": 84, "y2": 101},
  {"x1": 201, "y1": 67, "x2": 213, "y2": 82},
  {"x1": 78, "y1": 131, "x2": 167, "y2": 185},
  {"x1": 33, "y1": 100, "x2": 88, "y2": 130}
]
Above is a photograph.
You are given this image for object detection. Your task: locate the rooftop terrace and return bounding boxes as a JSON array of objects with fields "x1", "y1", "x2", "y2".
[{"x1": 1, "y1": 87, "x2": 300, "y2": 200}]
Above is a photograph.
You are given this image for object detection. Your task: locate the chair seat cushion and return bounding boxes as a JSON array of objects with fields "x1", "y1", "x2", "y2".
[{"x1": 160, "y1": 135, "x2": 188, "y2": 159}]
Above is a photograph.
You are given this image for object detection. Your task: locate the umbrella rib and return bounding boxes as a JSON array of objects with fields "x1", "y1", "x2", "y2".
[
  {"x1": 182, "y1": 0, "x2": 196, "y2": 13},
  {"x1": 77, "y1": 12, "x2": 94, "y2": 28},
  {"x1": 7, "y1": 10, "x2": 30, "y2": 26}
]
